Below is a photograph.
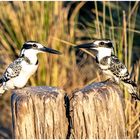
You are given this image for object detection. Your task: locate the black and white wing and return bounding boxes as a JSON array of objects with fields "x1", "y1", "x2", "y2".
[
  {"x1": 109, "y1": 55, "x2": 140, "y2": 100},
  {"x1": 0, "y1": 58, "x2": 23, "y2": 83},
  {"x1": 109, "y1": 55, "x2": 137, "y2": 87}
]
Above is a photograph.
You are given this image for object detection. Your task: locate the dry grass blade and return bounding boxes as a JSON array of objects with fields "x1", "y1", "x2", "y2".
[{"x1": 0, "y1": 1, "x2": 139, "y2": 139}]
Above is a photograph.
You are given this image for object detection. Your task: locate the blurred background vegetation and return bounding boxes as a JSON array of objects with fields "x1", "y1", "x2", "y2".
[{"x1": 0, "y1": 1, "x2": 140, "y2": 138}]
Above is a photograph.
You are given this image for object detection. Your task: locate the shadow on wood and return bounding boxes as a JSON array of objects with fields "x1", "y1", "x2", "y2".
[
  {"x1": 11, "y1": 86, "x2": 68, "y2": 139},
  {"x1": 70, "y1": 81, "x2": 126, "y2": 139}
]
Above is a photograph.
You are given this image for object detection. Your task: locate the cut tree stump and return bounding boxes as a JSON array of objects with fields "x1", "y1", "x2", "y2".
[
  {"x1": 70, "y1": 81, "x2": 126, "y2": 139},
  {"x1": 11, "y1": 86, "x2": 69, "y2": 139}
]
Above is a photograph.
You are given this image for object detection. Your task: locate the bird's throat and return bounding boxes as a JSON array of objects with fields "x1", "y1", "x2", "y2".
[
  {"x1": 96, "y1": 48, "x2": 112, "y2": 62},
  {"x1": 23, "y1": 53, "x2": 38, "y2": 65}
]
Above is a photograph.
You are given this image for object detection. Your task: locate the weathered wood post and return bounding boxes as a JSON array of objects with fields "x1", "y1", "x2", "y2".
[
  {"x1": 70, "y1": 81, "x2": 126, "y2": 139},
  {"x1": 11, "y1": 86, "x2": 69, "y2": 139}
]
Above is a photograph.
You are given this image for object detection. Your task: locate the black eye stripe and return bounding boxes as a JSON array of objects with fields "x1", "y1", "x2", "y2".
[
  {"x1": 23, "y1": 44, "x2": 32, "y2": 49},
  {"x1": 108, "y1": 42, "x2": 113, "y2": 48},
  {"x1": 99, "y1": 41, "x2": 113, "y2": 48}
]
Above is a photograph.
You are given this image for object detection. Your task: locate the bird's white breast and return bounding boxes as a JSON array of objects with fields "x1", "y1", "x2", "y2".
[{"x1": 6, "y1": 61, "x2": 38, "y2": 89}]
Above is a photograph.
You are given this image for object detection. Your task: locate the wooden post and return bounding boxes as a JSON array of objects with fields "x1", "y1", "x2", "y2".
[
  {"x1": 11, "y1": 86, "x2": 69, "y2": 139},
  {"x1": 70, "y1": 81, "x2": 126, "y2": 139}
]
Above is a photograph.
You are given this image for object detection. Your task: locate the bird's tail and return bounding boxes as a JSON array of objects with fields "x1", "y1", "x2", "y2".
[
  {"x1": 130, "y1": 92, "x2": 140, "y2": 101},
  {"x1": 0, "y1": 78, "x2": 3, "y2": 84},
  {"x1": 123, "y1": 82, "x2": 140, "y2": 101}
]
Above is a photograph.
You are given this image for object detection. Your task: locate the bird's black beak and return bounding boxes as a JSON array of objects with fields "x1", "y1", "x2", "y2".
[
  {"x1": 74, "y1": 42, "x2": 96, "y2": 49},
  {"x1": 39, "y1": 46, "x2": 61, "y2": 55}
]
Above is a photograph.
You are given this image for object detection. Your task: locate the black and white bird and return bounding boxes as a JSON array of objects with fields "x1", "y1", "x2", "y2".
[
  {"x1": 0, "y1": 41, "x2": 61, "y2": 94},
  {"x1": 74, "y1": 39, "x2": 140, "y2": 100}
]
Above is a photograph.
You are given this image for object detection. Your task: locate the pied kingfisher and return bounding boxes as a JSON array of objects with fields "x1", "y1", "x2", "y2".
[
  {"x1": 74, "y1": 39, "x2": 140, "y2": 100},
  {"x1": 0, "y1": 41, "x2": 61, "y2": 94}
]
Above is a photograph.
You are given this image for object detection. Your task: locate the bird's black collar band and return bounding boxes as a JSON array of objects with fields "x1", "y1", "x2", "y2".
[{"x1": 20, "y1": 54, "x2": 32, "y2": 65}]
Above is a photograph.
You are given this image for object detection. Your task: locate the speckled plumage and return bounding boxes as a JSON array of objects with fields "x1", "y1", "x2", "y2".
[
  {"x1": 0, "y1": 41, "x2": 61, "y2": 94},
  {"x1": 2, "y1": 58, "x2": 22, "y2": 82},
  {"x1": 99, "y1": 55, "x2": 137, "y2": 87},
  {"x1": 74, "y1": 39, "x2": 140, "y2": 100}
]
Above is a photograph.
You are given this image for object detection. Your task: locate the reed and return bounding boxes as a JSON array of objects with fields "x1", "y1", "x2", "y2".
[{"x1": 0, "y1": 1, "x2": 139, "y2": 138}]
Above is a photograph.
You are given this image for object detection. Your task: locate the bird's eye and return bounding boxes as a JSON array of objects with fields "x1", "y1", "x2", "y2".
[
  {"x1": 100, "y1": 42, "x2": 105, "y2": 45},
  {"x1": 33, "y1": 44, "x2": 37, "y2": 48}
]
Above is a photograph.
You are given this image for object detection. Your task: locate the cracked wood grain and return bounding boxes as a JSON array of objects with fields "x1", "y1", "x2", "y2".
[
  {"x1": 70, "y1": 81, "x2": 126, "y2": 139},
  {"x1": 11, "y1": 82, "x2": 126, "y2": 139},
  {"x1": 11, "y1": 86, "x2": 68, "y2": 139}
]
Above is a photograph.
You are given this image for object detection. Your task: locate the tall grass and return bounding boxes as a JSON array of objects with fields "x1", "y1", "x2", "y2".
[
  {"x1": 0, "y1": 1, "x2": 139, "y2": 138},
  {"x1": 74, "y1": 1, "x2": 140, "y2": 138},
  {"x1": 0, "y1": 2, "x2": 84, "y2": 92}
]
